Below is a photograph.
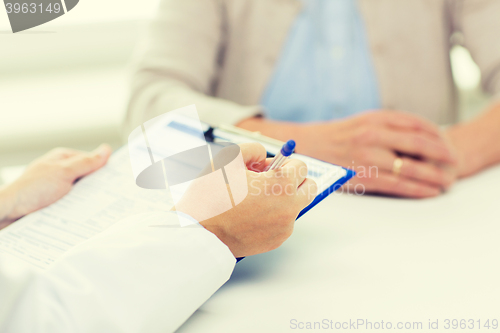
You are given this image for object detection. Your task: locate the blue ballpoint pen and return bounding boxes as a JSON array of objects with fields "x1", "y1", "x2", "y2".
[{"x1": 265, "y1": 140, "x2": 296, "y2": 171}]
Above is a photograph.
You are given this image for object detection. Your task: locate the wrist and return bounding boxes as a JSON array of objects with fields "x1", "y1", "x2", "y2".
[
  {"x1": 199, "y1": 221, "x2": 239, "y2": 258},
  {"x1": 446, "y1": 119, "x2": 498, "y2": 178}
]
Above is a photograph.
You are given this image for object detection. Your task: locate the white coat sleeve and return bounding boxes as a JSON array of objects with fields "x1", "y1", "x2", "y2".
[{"x1": 0, "y1": 211, "x2": 236, "y2": 333}]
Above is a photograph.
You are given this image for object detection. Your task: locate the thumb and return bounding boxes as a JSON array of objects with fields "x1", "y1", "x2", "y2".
[
  {"x1": 238, "y1": 143, "x2": 268, "y2": 172},
  {"x1": 64, "y1": 144, "x2": 112, "y2": 180}
]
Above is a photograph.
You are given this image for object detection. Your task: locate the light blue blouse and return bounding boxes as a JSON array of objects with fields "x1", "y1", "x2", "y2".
[{"x1": 261, "y1": 0, "x2": 381, "y2": 122}]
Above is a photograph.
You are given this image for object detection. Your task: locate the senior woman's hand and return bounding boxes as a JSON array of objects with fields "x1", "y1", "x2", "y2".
[
  {"x1": 0, "y1": 144, "x2": 112, "y2": 228},
  {"x1": 239, "y1": 111, "x2": 458, "y2": 198}
]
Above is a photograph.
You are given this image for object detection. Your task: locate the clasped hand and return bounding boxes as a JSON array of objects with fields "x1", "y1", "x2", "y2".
[{"x1": 295, "y1": 111, "x2": 458, "y2": 198}]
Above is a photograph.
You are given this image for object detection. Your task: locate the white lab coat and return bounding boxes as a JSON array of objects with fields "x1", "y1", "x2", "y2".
[{"x1": 0, "y1": 211, "x2": 236, "y2": 333}]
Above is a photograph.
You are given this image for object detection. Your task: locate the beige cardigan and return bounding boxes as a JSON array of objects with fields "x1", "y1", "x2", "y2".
[{"x1": 125, "y1": 0, "x2": 500, "y2": 133}]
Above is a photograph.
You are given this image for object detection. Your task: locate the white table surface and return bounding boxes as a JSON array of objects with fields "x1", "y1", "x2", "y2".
[{"x1": 177, "y1": 165, "x2": 500, "y2": 332}]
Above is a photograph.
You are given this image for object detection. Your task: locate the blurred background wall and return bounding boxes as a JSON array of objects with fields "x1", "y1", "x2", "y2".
[
  {"x1": 0, "y1": 1, "x2": 491, "y2": 173},
  {"x1": 0, "y1": 0, "x2": 160, "y2": 170}
]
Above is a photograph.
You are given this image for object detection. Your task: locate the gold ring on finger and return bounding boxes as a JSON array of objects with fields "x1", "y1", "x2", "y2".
[{"x1": 392, "y1": 157, "x2": 403, "y2": 177}]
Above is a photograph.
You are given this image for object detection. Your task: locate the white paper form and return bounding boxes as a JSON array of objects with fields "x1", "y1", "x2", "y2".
[
  {"x1": 0, "y1": 146, "x2": 172, "y2": 270},
  {"x1": 0, "y1": 110, "x2": 215, "y2": 269},
  {"x1": 0, "y1": 109, "x2": 214, "y2": 270}
]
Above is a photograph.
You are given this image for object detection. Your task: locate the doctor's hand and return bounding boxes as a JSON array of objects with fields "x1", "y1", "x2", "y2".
[
  {"x1": 0, "y1": 144, "x2": 112, "y2": 227},
  {"x1": 176, "y1": 143, "x2": 317, "y2": 258},
  {"x1": 239, "y1": 111, "x2": 458, "y2": 198}
]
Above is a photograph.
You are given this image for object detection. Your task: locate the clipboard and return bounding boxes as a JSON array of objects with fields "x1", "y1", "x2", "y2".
[{"x1": 167, "y1": 120, "x2": 356, "y2": 219}]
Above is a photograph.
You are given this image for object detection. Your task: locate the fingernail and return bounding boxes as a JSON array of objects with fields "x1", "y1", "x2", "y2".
[{"x1": 95, "y1": 144, "x2": 110, "y2": 158}]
